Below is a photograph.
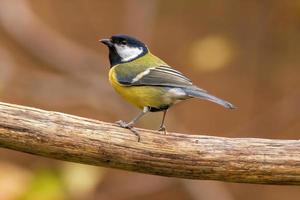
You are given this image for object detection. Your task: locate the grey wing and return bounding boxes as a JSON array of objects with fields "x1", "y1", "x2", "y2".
[
  {"x1": 128, "y1": 66, "x2": 234, "y2": 108},
  {"x1": 130, "y1": 66, "x2": 205, "y2": 91},
  {"x1": 119, "y1": 65, "x2": 234, "y2": 108}
]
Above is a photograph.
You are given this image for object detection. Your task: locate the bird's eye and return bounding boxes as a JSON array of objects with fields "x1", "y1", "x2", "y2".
[{"x1": 120, "y1": 40, "x2": 127, "y2": 45}]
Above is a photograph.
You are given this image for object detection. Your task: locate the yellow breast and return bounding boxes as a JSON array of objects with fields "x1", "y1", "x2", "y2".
[{"x1": 109, "y1": 67, "x2": 170, "y2": 109}]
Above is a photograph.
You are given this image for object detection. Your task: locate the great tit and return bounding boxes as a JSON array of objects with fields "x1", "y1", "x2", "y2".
[{"x1": 100, "y1": 34, "x2": 234, "y2": 139}]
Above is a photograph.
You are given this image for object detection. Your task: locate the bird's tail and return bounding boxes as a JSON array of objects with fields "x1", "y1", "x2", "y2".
[{"x1": 184, "y1": 87, "x2": 235, "y2": 109}]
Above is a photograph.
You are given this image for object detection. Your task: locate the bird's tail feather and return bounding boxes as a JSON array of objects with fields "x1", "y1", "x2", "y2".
[{"x1": 184, "y1": 88, "x2": 235, "y2": 109}]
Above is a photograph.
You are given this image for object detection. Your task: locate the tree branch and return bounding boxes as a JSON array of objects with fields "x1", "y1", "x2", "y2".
[{"x1": 0, "y1": 102, "x2": 300, "y2": 185}]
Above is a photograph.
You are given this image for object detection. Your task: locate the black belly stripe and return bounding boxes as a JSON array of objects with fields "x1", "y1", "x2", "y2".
[{"x1": 148, "y1": 105, "x2": 169, "y2": 112}]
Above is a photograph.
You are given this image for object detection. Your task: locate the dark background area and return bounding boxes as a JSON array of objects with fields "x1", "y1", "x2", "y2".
[{"x1": 0, "y1": 0, "x2": 299, "y2": 199}]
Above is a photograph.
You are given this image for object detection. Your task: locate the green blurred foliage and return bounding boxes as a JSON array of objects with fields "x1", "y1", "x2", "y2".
[{"x1": 19, "y1": 169, "x2": 65, "y2": 200}]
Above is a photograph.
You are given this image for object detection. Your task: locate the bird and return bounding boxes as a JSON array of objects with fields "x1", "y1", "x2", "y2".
[{"x1": 100, "y1": 34, "x2": 234, "y2": 140}]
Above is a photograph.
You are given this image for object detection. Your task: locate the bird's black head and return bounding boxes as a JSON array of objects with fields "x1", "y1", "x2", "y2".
[{"x1": 100, "y1": 34, "x2": 148, "y2": 66}]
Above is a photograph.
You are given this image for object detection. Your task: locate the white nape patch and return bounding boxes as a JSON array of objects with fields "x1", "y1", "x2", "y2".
[
  {"x1": 168, "y1": 88, "x2": 186, "y2": 97},
  {"x1": 131, "y1": 67, "x2": 155, "y2": 83},
  {"x1": 114, "y1": 44, "x2": 143, "y2": 62}
]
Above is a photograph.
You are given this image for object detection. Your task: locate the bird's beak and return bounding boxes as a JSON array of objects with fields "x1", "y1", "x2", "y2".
[{"x1": 99, "y1": 38, "x2": 113, "y2": 47}]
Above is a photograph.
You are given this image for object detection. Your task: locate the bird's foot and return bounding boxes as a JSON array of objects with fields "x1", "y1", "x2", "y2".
[
  {"x1": 158, "y1": 125, "x2": 167, "y2": 134},
  {"x1": 115, "y1": 120, "x2": 140, "y2": 142},
  {"x1": 115, "y1": 120, "x2": 133, "y2": 128}
]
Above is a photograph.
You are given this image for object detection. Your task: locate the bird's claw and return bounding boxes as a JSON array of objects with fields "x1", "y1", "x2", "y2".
[
  {"x1": 115, "y1": 120, "x2": 133, "y2": 128},
  {"x1": 115, "y1": 120, "x2": 140, "y2": 142},
  {"x1": 158, "y1": 126, "x2": 167, "y2": 134}
]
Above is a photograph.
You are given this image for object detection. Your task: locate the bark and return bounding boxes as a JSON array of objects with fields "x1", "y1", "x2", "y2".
[{"x1": 0, "y1": 102, "x2": 299, "y2": 185}]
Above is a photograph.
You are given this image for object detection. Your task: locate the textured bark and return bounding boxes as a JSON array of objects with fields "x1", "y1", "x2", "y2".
[{"x1": 0, "y1": 102, "x2": 299, "y2": 185}]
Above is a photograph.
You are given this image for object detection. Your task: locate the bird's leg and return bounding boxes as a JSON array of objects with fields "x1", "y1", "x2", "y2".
[
  {"x1": 158, "y1": 110, "x2": 167, "y2": 134},
  {"x1": 116, "y1": 107, "x2": 149, "y2": 141},
  {"x1": 116, "y1": 107, "x2": 149, "y2": 128}
]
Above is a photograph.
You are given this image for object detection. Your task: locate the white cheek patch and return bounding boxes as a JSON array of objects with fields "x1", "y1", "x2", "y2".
[{"x1": 114, "y1": 44, "x2": 143, "y2": 62}]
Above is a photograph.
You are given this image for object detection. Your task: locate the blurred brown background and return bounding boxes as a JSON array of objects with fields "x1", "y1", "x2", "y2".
[{"x1": 0, "y1": 0, "x2": 299, "y2": 199}]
